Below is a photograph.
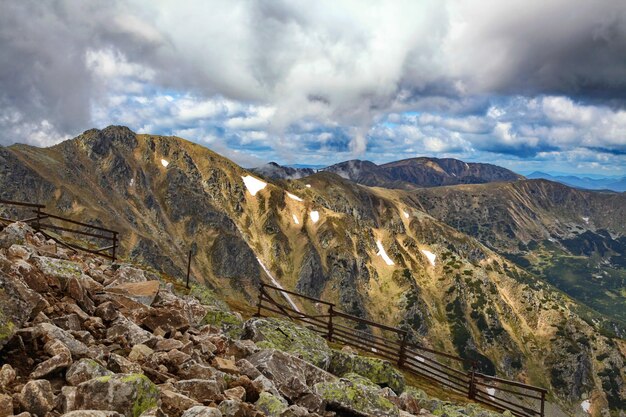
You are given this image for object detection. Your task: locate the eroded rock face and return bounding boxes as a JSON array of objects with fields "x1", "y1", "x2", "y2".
[
  {"x1": 243, "y1": 318, "x2": 331, "y2": 369},
  {"x1": 73, "y1": 374, "x2": 160, "y2": 417}
]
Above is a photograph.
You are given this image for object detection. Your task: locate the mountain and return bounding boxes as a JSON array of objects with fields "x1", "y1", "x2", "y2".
[
  {"x1": 250, "y1": 161, "x2": 315, "y2": 180},
  {"x1": 323, "y1": 157, "x2": 523, "y2": 189},
  {"x1": 527, "y1": 172, "x2": 626, "y2": 192},
  {"x1": 0, "y1": 126, "x2": 624, "y2": 416}
]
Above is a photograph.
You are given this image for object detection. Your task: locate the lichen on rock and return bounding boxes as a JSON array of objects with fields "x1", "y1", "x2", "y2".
[
  {"x1": 314, "y1": 372, "x2": 400, "y2": 417},
  {"x1": 329, "y1": 349, "x2": 406, "y2": 394},
  {"x1": 243, "y1": 317, "x2": 332, "y2": 369}
]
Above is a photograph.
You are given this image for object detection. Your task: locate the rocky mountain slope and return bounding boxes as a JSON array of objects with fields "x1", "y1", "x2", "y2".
[
  {"x1": 0, "y1": 126, "x2": 624, "y2": 416},
  {"x1": 321, "y1": 158, "x2": 523, "y2": 189},
  {"x1": 1, "y1": 221, "x2": 515, "y2": 417},
  {"x1": 408, "y1": 180, "x2": 626, "y2": 331},
  {"x1": 250, "y1": 163, "x2": 315, "y2": 180}
]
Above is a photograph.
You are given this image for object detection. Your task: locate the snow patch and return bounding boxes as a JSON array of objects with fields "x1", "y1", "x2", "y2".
[
  {"x1": 414, "y1": 355, "x2": 425, "y2": 363},
  {"x1": 242, "y1": 175, "x2": 267, "y2": 196},
  {"x1": 371, "y1": 347, "x2": 378, "y2": 353},
  {"x1": 486, "y1": 388, "x2": 496, "y2": 398},
  {"x1": 305, "y1": 184, "x2": 312, "y2": 188},
  {"x1": 161, "y1": 159, "x2": 169, "y2": 167},
  {"x1": 129, "y1": 178, "x2": 134, "y2": 187},
  {"x1": 402, "y1": 210, "x2": 409, "y2": 219},
  {"x1": 292, "y1": 214, "x2": 300, "y2": 225},
  {"x1": 376, "y1": 240, "x2": 395, "y2": 266},
  {"x1": 581, "y1": 400, "x2": 591, "y2": 413},
  {"x1": 287, "y1": 192, "x2": 303, "y2": 202},
  {"x1": 582, "y1": 217, "x2": 589, "y2": 223},
  {"x1": 310, "y1": 210, "x2": 320, "y2": 223},
  {"x1": 256, "y1": 257, "x2": 300, "y2": 313},
  {"x1": 421, "y1": 249, "x2": 437, "y2": 266}
]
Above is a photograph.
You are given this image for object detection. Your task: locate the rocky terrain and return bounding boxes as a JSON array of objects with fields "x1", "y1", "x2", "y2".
[
  {"x1": 0, "y1": 126, "x2": 624, "y2": 416},
  {"x1": 0, "y1": 222, "x2": 518, "y2": 417}
]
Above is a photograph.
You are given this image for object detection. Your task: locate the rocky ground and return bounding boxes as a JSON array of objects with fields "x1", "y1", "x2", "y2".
[{"x1": 0, "y1": 222, "x2": 512, "y2": 417}]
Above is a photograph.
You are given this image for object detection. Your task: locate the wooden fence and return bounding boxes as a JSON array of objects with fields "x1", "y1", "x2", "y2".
[
  {"x1": 257, "y1": 282, "x2": 546, "y2": 417},
  {"x1": 0, "y1": 199, "x2": 118, "y2": 261}
]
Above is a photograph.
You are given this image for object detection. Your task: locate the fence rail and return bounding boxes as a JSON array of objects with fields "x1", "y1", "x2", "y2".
[
  {"x1": 256, "y1": 282, "x2": 546, "y2": 417},
  {"x1": 0, "y1": 199, "x2": 118, "y2": 261}
]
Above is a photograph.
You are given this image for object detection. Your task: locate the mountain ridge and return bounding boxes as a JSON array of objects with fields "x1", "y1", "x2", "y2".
[{"x1": 0, "y1": 126, "x2": 624, "y2": 416}]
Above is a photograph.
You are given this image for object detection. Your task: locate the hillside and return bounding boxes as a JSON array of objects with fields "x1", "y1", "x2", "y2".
[
  {"x1": 408, "y1": 180, "x2": 626, "y2": 330},
  {"x1": 1, "y1": 221, "x2": 515, "y2": 417},
  {"x1": 0, "y1": 126, "x2": 624, "y2": 416}
]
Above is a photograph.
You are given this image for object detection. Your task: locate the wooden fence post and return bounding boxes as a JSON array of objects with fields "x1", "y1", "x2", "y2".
[
  {"x1": 398, "y1": 331, "x2": 408, "y2": 367},
  {"x1": 327, "y1": 305, "x2": 334, "y2": 342},
  {"x1": 255, "y1": 283, "x2": 264, "y2": 317},
  {"x1": 540, "y1": 391, "x2": 545, "y2": 417},
  {"x1": 186, "y1": 249, "x2": 192, "y2": 289},
  {"x1": 468, "y1": 362, "x2": 477, "y2": 400},
  {"x1": 35, "y1": 207, "x2": 41, "y2": 231},
  {"x1": 112, "y1": 232, "x2": 118, "y2": 262}
]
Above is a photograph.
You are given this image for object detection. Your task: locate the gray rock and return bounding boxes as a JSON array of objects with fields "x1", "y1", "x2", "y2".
[
  {"x1": 19, "y1": 379, "x2": 56, "y2": 417},
  {"x1": 243, "y1": 318, "x2": 331, "y2": 369},
  {"x1": 180, "y1": 406, "x2": 223, "y2": 417},
  {"x1": 66, "y1": 359, "x2": 112, "y2": 386},
  {"x1": 0, "y1": 269, "x2": 44, "y2": 351},
  {"x1": 247, "y1": 349, "x2": 335, "y2": 403},
  {"x1": 173, "y1": 379, "x2": 221, "y2": 403},
  {"x1": 0, "y1": 222, "x2": 29, "y2": 249},
  {"x1": 30, "y1": 339, "x2": 73, "y2": 379},
  {"x1": 73, "y1": 373, "x2": 159, "y2": 417},
  {"x1": 36, "y1": 323, "x2": 90, "y2": 357},
  {"x1": 61, "y1": 411, "x2": 123, "y2": 417},
  {"x1": 255, "y1": 392, "x2": 288, "y2": 417},
  {"x1": 160, "y1": 390, "x2": 200, "y2": 417},
  {"x1": 0, "y1": 393, "x2": 13, "y2": 417},
  {"x1": 0, "y1": 364, "x2": 16, "y2": 391}
]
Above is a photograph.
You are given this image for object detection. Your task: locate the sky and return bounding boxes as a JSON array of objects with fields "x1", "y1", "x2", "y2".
[{"x1": 1, "y1": 0, "x2": 626, "y2": 174}]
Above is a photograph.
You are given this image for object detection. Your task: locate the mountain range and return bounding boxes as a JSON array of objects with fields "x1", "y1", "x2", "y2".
[
  {"x1": 526, "y1": 172, "x2": 626, "y2": 192},
  {"x1": 0, "y1": 126, "x2": 624, "y2": 416}
]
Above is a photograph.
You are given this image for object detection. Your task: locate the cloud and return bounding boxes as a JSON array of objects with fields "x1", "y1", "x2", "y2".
[{"x1": 0, "y1": 0, "x2": 625, "y2": 172}]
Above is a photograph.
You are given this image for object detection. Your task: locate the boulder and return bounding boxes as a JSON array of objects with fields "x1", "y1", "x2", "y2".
[
  {"x1": 66, "y1": 359, "x2": 112, "y2": 386},
  {"x1": 0, "y1": 364, "x2": 16, "y2": 390},
  {"x1": 160, "y1": 390, "x2": 200, "y2": 417},
  {"x1": 37, "y1": 323, "x2": 90, "y2": 357},
  {"x1": 73, "y1": 373, "x2": 160, "y2": 417},
  {"x1": 173, "y1": 379, "x2": 221, "y2": 403},
  {"x1": 128, "y1": 344, "x2": 154, "y2": 362},
  {"x1": 31, "y1": 256, "x2": 83, "y2": 283},
  {"x1": 59, "y1": 386, "x2": 77, "y2": 413},
  {"x1": 112, "y1": 265, "x2": 158, "y2": 285},
  {"x1": 279, "y1": 405, "x2": 310, "y2": 417},
  {"x1": 202, "y1": 310, "x2": 244, "y2": 339},
  {"x1": 107, "y1": 315, "x2": 152, "y2": 346},
  {"x1": 30, "y1": 339, "x2": 73, "y2": 378},
  {"x1": 217, "y1": 399, "x2": 246, "y2": 417},
  {"x1": 141, "y1": 308, "x2": 190, "y2": 333},
  {"x1": 0, "y1": 393, "x2": 13, "y2": 417},
  {"x1": 313, "y1": 373, "x2": 399, "y2": 417},
  {"x1": 255, "y1": 392, "x2": 287, "y2": 417},
  {"x1": 247, "y1": 349, "x2": 335, "y2": 403},
  {"x1": 0, "y1": 222, "x2": 29, "y2": 249},
  {"x1": 329, "y1": 349, "x2": 405, "y2": 394},
  {"x1": 223, "y1": 386, "x2": 246, "y2": 401},
  {"x1": 19, "y1": 379, "x2": 56, "y2": 417},
  {"x1": 213, "y1": 357, "x2": 239, "y2": 375},
  {"x1": 180, "y1": 406, "x2": 223, "y2": 417},
  {"x1": 106, "y1": 281, "x2": 160, "y2": 306},
  {"x1": 243, "y1": 318, "x2": 331, "y2": 369},
  {"x1": 0, "y1": 270, "x2": 44, "y2": 351},
  {"x1": 61, "y1": 411, "x2": 123, "y2": 417}
]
